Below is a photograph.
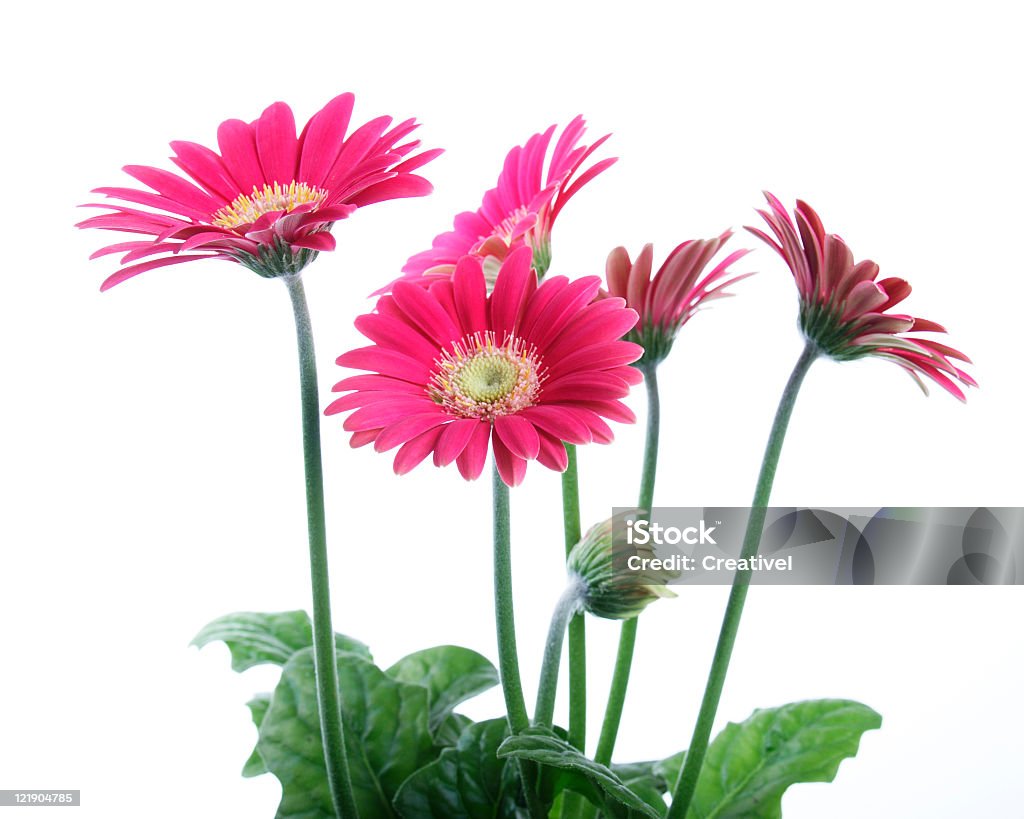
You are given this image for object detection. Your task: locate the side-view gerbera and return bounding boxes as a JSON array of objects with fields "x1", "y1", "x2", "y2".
[
  {"x1": 392, "y1": 116, "x2": 616, "y2": 289},
  {"x1": 748, "y1": 192, "x2": 976, "y2": 400},
  {"x1": 327, "y1": 247, "x2": 643, "y2": 486},
  {"x1": 78, "y1": 94, "x2": 442, "y2": 289},
  {"x1": 605, "y1": 232, "x2": 753, "y2": 368}
]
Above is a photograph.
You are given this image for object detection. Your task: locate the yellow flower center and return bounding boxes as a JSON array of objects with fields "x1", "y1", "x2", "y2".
[{"x1": 212, "y1": 181, "x2": 327, "y2": 229}]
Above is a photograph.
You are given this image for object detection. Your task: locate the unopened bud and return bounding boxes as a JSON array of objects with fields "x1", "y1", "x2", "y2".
[{"x1": 566, "y1": 511, "x2": 677, "y2": 620}]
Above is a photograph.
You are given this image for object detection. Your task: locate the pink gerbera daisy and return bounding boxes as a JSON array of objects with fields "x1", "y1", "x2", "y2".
[
  {"x1": 392, "y1": 116, "x2": 616, "y2": 289},
  {"x1": 326, "y1": 247, "x2": 643, "y2": 486},
  {"x1": 747, "y1": 192, "x2": 975, "y2": 400},
  {"x1": 604, "y1": 232, "x2": 753, "y2": 367},
  {"x1": 79, "y1": 94, "x2": 441, "y2": 290}
]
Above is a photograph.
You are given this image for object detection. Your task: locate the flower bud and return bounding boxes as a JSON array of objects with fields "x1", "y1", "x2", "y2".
[{"x1": 566, "y1": 512, "x2": 678, "y2": 620}]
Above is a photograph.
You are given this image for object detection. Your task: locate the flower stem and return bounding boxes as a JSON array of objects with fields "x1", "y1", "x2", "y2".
[
  {"x1": 559, "y1": 445, "x2": 588, "y2": 819},
  {"x1": 492, "y1": 463, "x2": 545, "y2": 819},
  {"x1": 665, "y1": 341, "x2": 818, "y2": 819},
  {"x1": 593, "y1": 365, "x2": 661, "y2": 768},
  {"x1": 534, "y1": 580, "x2": 584, "y2": 727},
  {"x1": 284, "y1": 275, "x2": 358, "y2": 819},
  {"x1": 561, "y1": 445, "x2": 587, "y2": 749}
]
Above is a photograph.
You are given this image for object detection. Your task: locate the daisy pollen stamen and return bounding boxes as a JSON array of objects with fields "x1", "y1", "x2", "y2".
[
  {"x1": 430, "y1": 331, "x2": 545, "y2": 420},
  {"x1": 212, "y1": 181, "x2": 328, "y2": 229}
]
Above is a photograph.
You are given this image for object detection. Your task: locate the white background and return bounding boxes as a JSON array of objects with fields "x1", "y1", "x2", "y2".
[{"x1": 1, "y1": 1, "x2": 1021, "y2": 816}]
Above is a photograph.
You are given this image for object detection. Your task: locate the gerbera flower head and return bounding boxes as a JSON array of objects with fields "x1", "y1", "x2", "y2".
[
  {"x1": 748, "y1": 193, "x2": 976, "y2": 401},
  {"x1": 604, "y1": 232, "x2": 753, "y2": 368},
  {"x1": 393, "y1": 116, "x2": 616, "y2": 290},
  {"x1": 566, "y1": 511, "x2": 678, "y2": 621},
  {"x1": 79, "y1": 94, "x2": 442, "y2": 290},
  {"x1": 327, "y1": 246, "x2": 643, "y2": 487}
]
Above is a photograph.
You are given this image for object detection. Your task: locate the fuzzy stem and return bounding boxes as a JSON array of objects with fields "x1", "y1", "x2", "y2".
[
  {"x1": 666, "y1": 341, "x2": 818, "y2": 819},
  {"x1": 492, "y1": 463, "x2": 545, "y2": 819},
  {"x1": 561, "y1": 445, "x2": 587, "y2": 749},
  {"x1": 533, "y1": 580, "x2": 585, "y2": 727},
  {"x1": 284, "y1": 275, "x2": 358, "y2": 819},
  {"x1": 558, "y1": 445, "x2": 588, "y2": 819},
  {"x1": 592, "y1": 365, "x2": 661, "y2": 769}
]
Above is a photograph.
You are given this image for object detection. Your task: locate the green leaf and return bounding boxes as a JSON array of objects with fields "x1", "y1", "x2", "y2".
[
  {"x1": 610, "y1": 761, "x2": 670, "y2": 816},
  {"x1": 651, "y1": 752, "x2": 686, "y2": 787},
  {"x1": 242, "y1": 693, "x2": 271, "y2": 778},
  {"x1": 434, "y1": 712, "x2": 474, "y2": 748},
  {"x1": 258, "y1": 647, "x2": 434, "y2": 818},
  {"x1": 676, "y1": 699, "x2": 881, "y2": 819},
  {"x1": 191, "y1": 610, "x2": 370, "y2": 671},
  {"x1": 497, "y1": 729, "x2": 660, "y2": 819},
  {"x1": 386, "y1": 645, "x2": 499, "y2": 732},
  {"x1": 393, "y1": 718, "x2": 520, "y2": 818}
]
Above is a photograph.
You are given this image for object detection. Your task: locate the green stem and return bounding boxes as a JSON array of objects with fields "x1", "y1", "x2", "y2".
[
  {"x1": 666, "y1": 341, "x2": 818, "y2": 819},
  {"x1": 559, "y1": 445, "x2": 588, "y2": 819},
  {"x1": 593, "y1": 365, "x2": 661, "y2": 769},
  {"x1": 534, "y1": 581, "x2": 584, "y2": 727},
  {"x1": 637, "y1": 366, "x2": 660, "y2": 514},
  {"x1": 284, "y1": 275, "x2": 358, "y2": 819},
  {"x1": 492, "y1": 463, "x2": 545, "y2": 819},
  {"x1": 560, "y1": 445, "x2": 587, "y2": 750}
]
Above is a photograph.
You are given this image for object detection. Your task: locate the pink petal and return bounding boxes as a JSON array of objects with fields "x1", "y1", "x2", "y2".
[
  {"x1": 354, "y1": 313, "x2": 441, "y2": 363},
  {"x1": 255, "y1": 102, "x2": 298, "y2": 185},
  {"x1": 452, "y1": 255, "x2": 488, "y2": 335},
  {"x1": 330, "y1": 374, "x2": 424, "y2": 395},
  {"x1": 518, "y1": 405, "x2": 592, "y2": 445},
  {"x1": 348, "y1": 174, "x2": 434, "y2": 207},
  {"x1": 570, "y1": 399, "x2": 636, "y2": 424},
  {"x1": 490, "y1": 247, "x2": 536, "y2": 340},
  {"x1": 122, "y1": 165, "x2": 218, "y2": 217},
  {"x1": 100, "y1": 253, "x2": 222, "y2": 291},
  {"x1": 289, "y1": 231, "x2": 337, "y2": 252},
  {"x1": 536, "y1": 431, "x2": 569, "y2": 472},
  {"x1": 605, "y1": 246, "x2": 632, "y2": 299},
  {"x1": 434, "y1": 419, "x2": 482, "y2": 466},
  {"x1": 571, "y1": 408, "x2": 614, "y2": 444},
  {"x1": 841, "y1": 280, "x2": 888, "y2": 320},
  {"x1": 626, "y1": 244, "x2": 654, "y2": 314},
  {"x1": 542, "y1": 372, "x2": 631, "y2": 403},
  {"x1": 343, "y1": 397, "x2": 437, "y2": 431},
  {"x1": 456, "y1": 422, "x2": 492, "y2": 480},
  {"x1": 521, "y1": 276, "x2": 603, "y2": 350},
  {"x1": 392, "y1": 281, "x2": 462, "y2": 348},
  {"x1": 393, "y1": 426, "x2": 444, "y2": 475},
  {"x1": 492, "y1": 433, "x2": 527, "y2": 487},
  {"x1": 169, "y1": 140, "x2": 239, "y2": 202},
  {"x1": 297, "y1": 93, "x2": 354, "y2": 187},
  {"x1": 494, "y1": 415, "x2": 541, "y2": 459},
  {"x1": 336, "y1": 346, "x2": 431, "y2": 384},
  {"x1": 350, "y1": 429, "x2": 380, "y2": 448},
  {"x1": 374, "y1": 412, "x2": 449, "y2": 452},
  {"x1": 217, "y1": 118, "x2": 266, "y2": 194}
]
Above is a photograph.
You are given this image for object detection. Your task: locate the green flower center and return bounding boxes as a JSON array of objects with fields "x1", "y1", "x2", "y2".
[
  {"x1": 454, "y1": 356, "x2": 519, "y2": 402},
  {"x1": 430, "y1": 331, "x2": 545, "y2": 420}
]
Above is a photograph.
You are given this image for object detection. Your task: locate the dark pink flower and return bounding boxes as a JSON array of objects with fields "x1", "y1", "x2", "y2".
[
  {"x1": 604, "y1": 232, "x2": 752, "y2": 367},
  {"x1": 326, "y1": 247, "x2": 642, "y2": 486},
  {"x1": 748, "y1": 193, "x2": 975, "y2": 400},
  {"x1": 79, "y1": 94, "x2": 441, "y2": 290},
  {"x1": 391, "y1": 116, "x2": 615, "y2": 290}
]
